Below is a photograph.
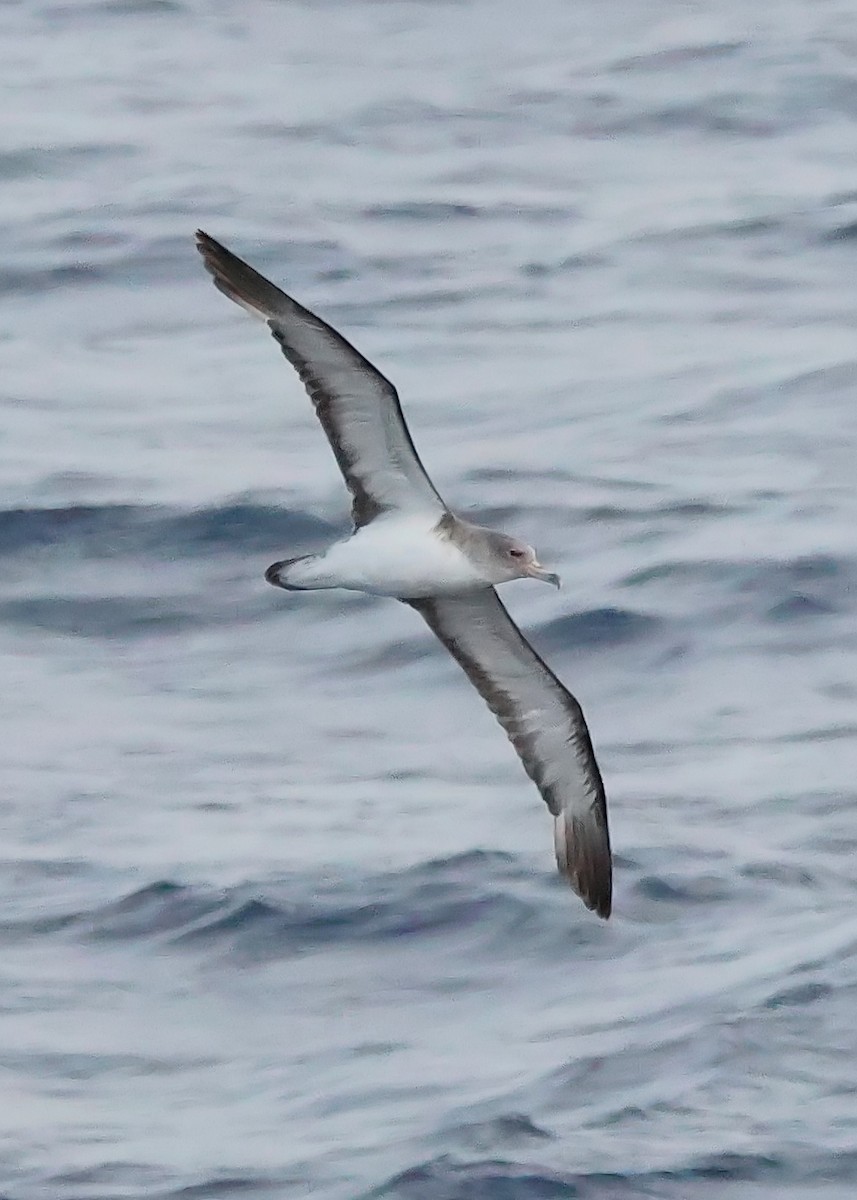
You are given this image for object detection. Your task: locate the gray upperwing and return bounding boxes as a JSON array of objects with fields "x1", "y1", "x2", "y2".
[
  {"x1": 406, "y1": 588, "x2": 611, "y2": 918},
  {"x1": 196, "y1": 231, "x2": 445, "y2": 528}
]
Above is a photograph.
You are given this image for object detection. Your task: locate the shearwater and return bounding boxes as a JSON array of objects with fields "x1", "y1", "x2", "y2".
[{"x1": 196, "y1": 231, "x2": 612, "y2": 919}]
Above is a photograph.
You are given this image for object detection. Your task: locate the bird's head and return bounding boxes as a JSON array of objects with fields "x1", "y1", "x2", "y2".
[{"x1": 486, "y1": 531, "x2": 561, "y2": 588}]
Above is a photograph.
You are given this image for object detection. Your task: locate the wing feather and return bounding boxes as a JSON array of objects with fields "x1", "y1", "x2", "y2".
[
  {"x1": 406, "y1": 589, "x2": 611, "y2": 918},
  {"x1": 196, "y1": 231, "x2": 444, "y2": 527}
]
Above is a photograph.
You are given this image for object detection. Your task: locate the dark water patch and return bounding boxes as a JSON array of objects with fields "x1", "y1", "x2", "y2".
[
  {"x1": 461, "y1": 502, "x2": 559, "y2": 529},
  {"x1": 0, "y1": 595, "x2": 203, "y2": 638},
  {"x1": 821, "y1": 218, "x2": 857, "y2": 243},
  {"x1": 621, "y1": 554, "x2": 853, "y2": 620},
  {"x1": 634, "y1": 872, "x2": 734, "y2": 907},
  {"x1": 160, "y1": 504, "x2": 332, "y2": 557},
  {"x1": 44, "y1": 0, "x2": 182, "y2": 20},
  {"x1": 0, "y1": 502, "x2": 332, "y2": 560},
  {"x1": 462, "y1": 480, "x2": 715, "y2": 522},
  {"x1": 35, "y1": 1165, "x2": 290, "y2": 1200},
  {"x1": 0, "y1": 150, "x2": 46, "y2": 183},
  {"x1": 0, "y1": 856, "x2": 92, "y2": 881},
  {"x1": 0, "y1": 500, "x2": 344, "y2": 635},
  {"x1": 364, "y1": 201, "x2": 574, "y2": 226},
  {"x1": 51, "y1": 227, "x2": 129, "y2": 253},
  {"x1": 0, "y1": 1047, "x2": 212, "y2": 1080},
  {"x1": 0, "y1": 260, "x2": 110, "y2": 295},
  {"x1": 243, "y1": 116, "x2": 364, "y2": 149},
  {"x1": 624, "y1": 554, "x2": 844, "y2": 588},
  {"x1": 55, "y1": 854, "x2": 553, "y2": 961},
  {"x1": 828, "y1": 188, "x2": 857, "y2": 206},
  {"x1": 696, "y1": 360, "x2": 857, "y2": 425},
  {"x1": 747, "y1": 359, "x2": 857, "y2": 403},
  {"x1": 785, "y1": 360, "x2": 857, "y2": 398},
  {"x1": 0, "y1": 587, "x2": 361, "y2": 640},
  {"x1": 573, "y1": 99, "x2": 784, "y2": 141},
  {"x1": 165, "y1": 1175, "x2": 290, "y2": 1199},
  {"x1": 609, "y1": 41, "x2": 747, "y2": 74},
  {"x1": 521, "y1": 252, "x2": 607, "y2": 278},
  {"x1": 365, "y1": 251, "x2": 460, "y2": 282},
  {"x1": 764, "y1": 980, "x2": 831, "y2": 1009},
  {"x1": 364, "y1": 202, "x2": 482, "y2": 222},
  {"x1": 746, "y1": 559, "x2": 848, "y2": 623},
  {"x1": 100, "y1": 0, "x2": 184, "y2": 12},
  {"x1": 0, "y1": 142, "x2": 136, "y2": 183},
  {"x1": 369, "y1": 1151, "x2": 797, "y2": 1200},
  {"x1": 767, "y1": 593, "x2": 837, "y2": 621},
  {"x1": 689, "y1": 214, "x2": 786, "y2": 241},
  {"x1": 443, "y1": 1114, "x2": 553, "y2": 1154},
  {"x1": 354, "y1": 98, "x2": 496, "y2": 135},
  {"x1": 74, "y1": 881, "x2": 227, "y2": 941},
  {"x1": 668, "y1": 1152, "x2": 785, "y2": 1182},
  {"x1": 582, "y1": 499, "x2": 728, "y2": 523},
  {"x1": 465, "y1": 468, "x2": 576, "y2": 486},
  {"x1": 459, "y1": 493, "x2": 733, "y2": 535},
  {"x1": 362, "y1": 285, "x2": 480, "y2": 312},
  {"x1": 44, "y1": 1161, "x2": 173, "y2": 1193},
  {"x1": 741, "y1": 861, "x2": 817, "y2": 888},
  {"x1": 176, "y1": 854, "x2": 539, "y2": 961},
  {"x1": 367, "y1": 1156, "x2": 576, "y2": 1200},
  {"x1": 538, "y1": 607, "x2": 661, "y2": 650},
  {"x1": 175, "y1": 897, "x2": 289, "y2": 949}
]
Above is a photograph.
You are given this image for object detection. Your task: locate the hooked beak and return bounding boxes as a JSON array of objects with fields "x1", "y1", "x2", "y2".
[{"x1": 526, "y1": 561, "x2": 561, "y2": 588}]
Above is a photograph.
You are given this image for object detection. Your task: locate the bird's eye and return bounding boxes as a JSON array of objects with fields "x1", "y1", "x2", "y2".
[{"x1": 509, "y1": 548, "x2": 524, "y2": 559}]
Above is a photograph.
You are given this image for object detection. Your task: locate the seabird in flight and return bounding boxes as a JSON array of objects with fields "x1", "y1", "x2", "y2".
[{"x1": 196, "y1": 231, "x2": 612, "y2": 919}]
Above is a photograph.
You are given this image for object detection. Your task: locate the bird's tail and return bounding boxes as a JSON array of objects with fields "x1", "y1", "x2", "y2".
[{"x1": 265, "y1": 556, "x2": 331, "y2": 591}]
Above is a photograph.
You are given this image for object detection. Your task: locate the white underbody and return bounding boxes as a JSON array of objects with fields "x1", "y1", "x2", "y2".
[{"x1": 288, "y1": 512, "x2": 490, "y2": 598}]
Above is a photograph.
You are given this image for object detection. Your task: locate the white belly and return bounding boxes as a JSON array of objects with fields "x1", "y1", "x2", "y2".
[{"x1": 311, "y1": 515, "x2": 486, "y2": 598}]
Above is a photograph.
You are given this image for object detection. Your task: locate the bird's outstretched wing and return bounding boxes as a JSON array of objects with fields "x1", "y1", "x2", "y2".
[
  {"x1": 196, "y1": 231, "x2": 445, "y2": 528},
  {"x1": 406, "y1": 588, "x2": 611, "y2": 918}
]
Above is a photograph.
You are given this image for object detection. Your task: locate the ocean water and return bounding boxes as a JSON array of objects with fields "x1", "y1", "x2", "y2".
[{"x1": 2, "y1": 0, "x2": 857, "y2": 1196}]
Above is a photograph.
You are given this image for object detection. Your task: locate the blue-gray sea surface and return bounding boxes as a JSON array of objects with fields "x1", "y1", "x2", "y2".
[{"x1": 2, "y1": 1, "x2": 857, "y2": 1197}]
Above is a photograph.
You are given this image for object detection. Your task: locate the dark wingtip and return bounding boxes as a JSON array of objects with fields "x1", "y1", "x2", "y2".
[
  {"x1": 554, "y1": 808, "x2": 612, "y2": 920},
  {"x1": 194, "y1": 229, "x2": 237, "y2": 283},
  {"x1": 194, "y1": 228, "x2": 234, "y2": 290},
  {"x1": 194, "y1": 228, "x2": 219, "y2": 259},
  {"x1": 194, "y1": 230, "x2": 286, "y2": 320}
]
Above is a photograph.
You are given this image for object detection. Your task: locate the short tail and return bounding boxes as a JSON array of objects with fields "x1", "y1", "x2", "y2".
[
  {"x1": 553, "y1": 806, "x2": 612, "y2": 919},
  {"x1": 265, "y1": 556, "x2": 319, "y2": 591}
]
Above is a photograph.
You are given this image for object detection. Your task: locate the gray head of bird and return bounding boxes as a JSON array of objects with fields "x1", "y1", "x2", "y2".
[{"x1": 481, "y1": 529, "x2": 561, "y2": 588}]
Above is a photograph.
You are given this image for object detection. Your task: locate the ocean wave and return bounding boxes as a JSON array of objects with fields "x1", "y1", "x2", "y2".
[
  {"x1": 0, "y1": 502, "x2": 345, "y2": 637},
  {"x1": 42, "y1": 1166, "x2": 285, "y2": 1200},
  {"x1": 608, "y1": 41, "x2": 747, "y2": 74},
  {"x1": 366, "y1": 1156, "x2": 575, "y2": 1200},
  {"x1": 621, "y1": 553, "x2": 854, "y2": 623},
  {"x1": 0, "y1": 595, "x2": 206, "y2": 638},
  {"x1": 0, "y1": 501, "x2": 333, "y2": 560},
  {"x1": 366, "y1": 1150, "x2": 792, "y2": 1200},
  {"x1": 30, "y1": 853, "x2": 562, "y2": 961},
  {"x1": 538, "y1": 607, "x2": 661, "y2": 649}
]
